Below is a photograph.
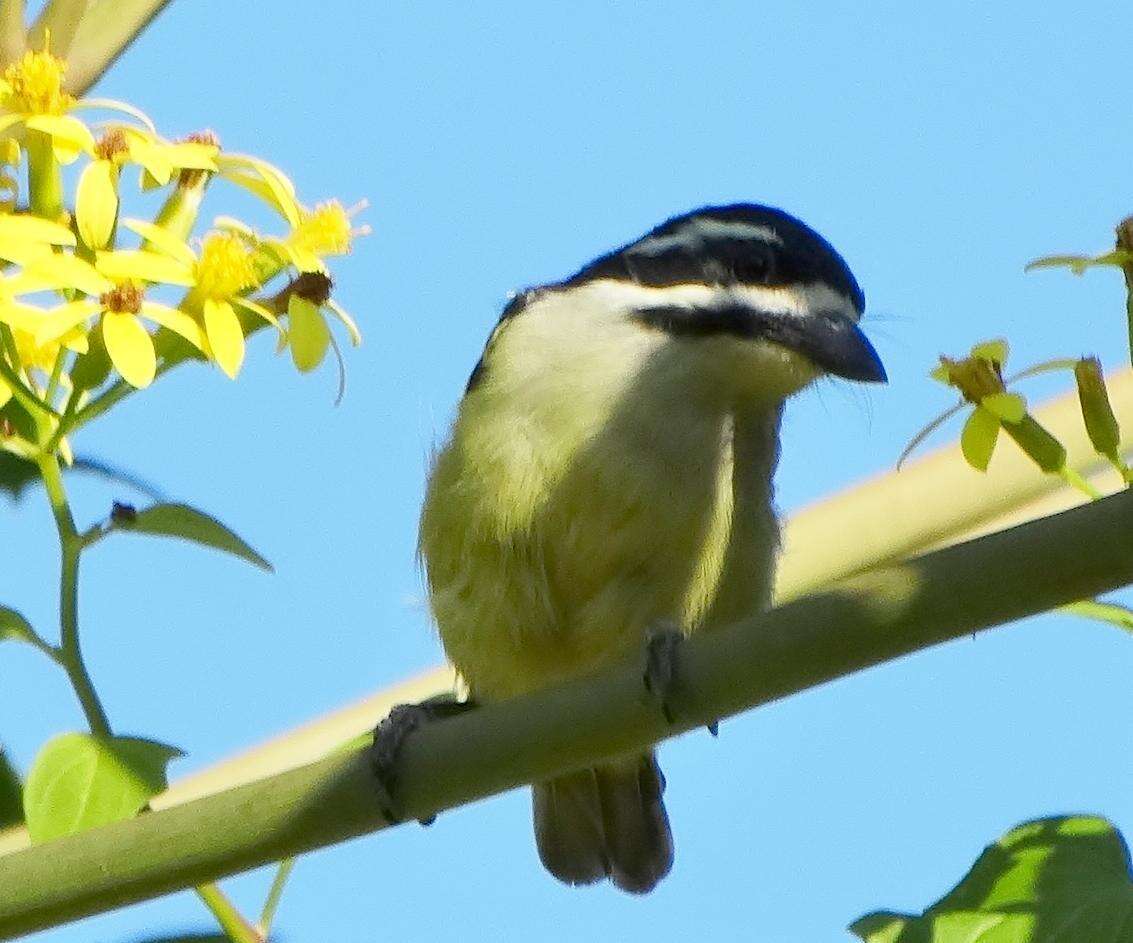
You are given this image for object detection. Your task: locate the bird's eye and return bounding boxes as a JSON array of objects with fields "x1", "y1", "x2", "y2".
[{"x1": 732, "y1": 248, "x2": 776, "y2": 285}]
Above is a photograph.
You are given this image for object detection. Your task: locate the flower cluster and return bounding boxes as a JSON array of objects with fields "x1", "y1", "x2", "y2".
[{"x1": 0, "y1": 45, "x2": 367, "y2": 458}]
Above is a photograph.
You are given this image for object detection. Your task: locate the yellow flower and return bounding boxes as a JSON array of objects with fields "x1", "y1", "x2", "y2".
[
  {"x1": 900, "y1": 339, "x2": 1071, "y2": 476},
  {"x1": 32, "y1": 279, "x2": 205, "y2": 389},
  {"x1": 0, "y1": 47, "x2": 152, "y2": 165},
  {"x1": 74, "y1": 128, "x2": 221, "y2": 250},
  {"x1": 277, "y1": 200, "x2": 370, "y2": 271}
]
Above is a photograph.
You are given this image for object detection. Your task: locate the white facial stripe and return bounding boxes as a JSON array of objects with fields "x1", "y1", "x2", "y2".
[
  {"x1": 563, "y1": 279, "x2": 861, "y2": 323},
  {"x1": 629, "y1": 219, "x2": 784, "y2": 257}
]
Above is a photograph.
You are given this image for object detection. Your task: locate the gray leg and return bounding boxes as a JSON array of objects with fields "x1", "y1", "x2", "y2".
[{"x1": 370, "y1": 696, "x2": 477, "y2": 826}]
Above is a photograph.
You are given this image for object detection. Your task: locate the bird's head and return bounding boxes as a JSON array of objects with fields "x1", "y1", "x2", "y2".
[
  {"x1": 466, "y1": 203, "x2": 885, "y2": 416},
  {"x1": 558, "y1": 203, "x2": 885, "y2": 401}
]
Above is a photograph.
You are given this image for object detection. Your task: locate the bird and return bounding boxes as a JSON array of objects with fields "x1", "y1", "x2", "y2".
[{"x1": 417, "y1": 203, "x2": 886, "y2": 894}]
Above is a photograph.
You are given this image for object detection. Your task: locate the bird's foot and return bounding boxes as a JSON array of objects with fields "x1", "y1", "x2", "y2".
[
  {"x1": 370, "y1": 695, "x2": 477, "y2": 826},
  {"x1": 643, "y1": 624, "x2": 684, "y2": 725},
  {"x1": 643, "y1": 625, "x2": 719, "y2": 735}
]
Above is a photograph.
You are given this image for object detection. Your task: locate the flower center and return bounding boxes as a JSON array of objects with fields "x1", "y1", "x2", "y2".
[
  {"x1": 195, "y1": 233, "x2": 259, "y2": 299},
  {"x1": 94, "y1": 129, "x2": 129, "y2": 162},
  {"x1": 290, "y1": 201, "x2": 357, "y2": 256},
  {"x1": 938, "y1": 355, "x2": 1004, "y2": 404},
  {"x1": 2, "y1": 50, "x2": 72, "y2": 116},
  {"x1": 101, "y1": 282, "x2": 143, "y2": 315}
]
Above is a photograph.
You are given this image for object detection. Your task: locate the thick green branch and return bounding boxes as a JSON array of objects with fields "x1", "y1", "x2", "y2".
[{"x1": 3, "y1": 487, "x2": 1133, "y2": 938}]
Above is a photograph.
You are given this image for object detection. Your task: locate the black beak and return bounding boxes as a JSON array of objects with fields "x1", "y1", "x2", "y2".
[{"x1": 762, "y1": 309, "x2": 887, "y2": 383}]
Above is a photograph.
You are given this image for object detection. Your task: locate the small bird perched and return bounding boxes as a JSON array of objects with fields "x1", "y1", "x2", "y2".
[{"x1": 418, "y1": 203, "x2": 885, "y2": 894}]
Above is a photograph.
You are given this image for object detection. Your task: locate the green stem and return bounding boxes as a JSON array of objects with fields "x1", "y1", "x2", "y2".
[
  {"x1": 1059, "y1": 466, "x2": 1103, "y2": 500},
  {"x1": 36, "y1": 451, "x2": 111, "y2": 738},
  {"x1": 41, "y1": 385, "x2": 79, "y2": 454},
  {"x1": 195, "y1": 883, "x2": 262, "y2": 943},
  {"x1": 258, "y1": 859, "x2": 294, "y2": 937},
  {"x1": 25, "y1": 130, "x2": 61, "y2": 221},
  {"x1": 4, "y1": 485, "x2": 1133, "y2": 936}
]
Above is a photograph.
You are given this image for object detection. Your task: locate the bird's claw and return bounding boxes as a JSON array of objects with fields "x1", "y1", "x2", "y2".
[{"x1": 370, "y1": 696, "x2": 477, "y2": 826}]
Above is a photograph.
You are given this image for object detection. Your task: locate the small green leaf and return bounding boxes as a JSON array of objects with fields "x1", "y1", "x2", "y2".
[
  {"x1": 851, "y1": 816, "x2": 1133, "y2": 943},
  {"x1": 0, "y1": 606, "x2": 39, "y2": 647},
  {"x1": 23, "y1": 733, "x2": 183, "y2": 843},
  {"x1": 0, "y1": 452, "x2": 162, "y2": 503},
  {"x1": 120, "y1": 502, "x2": 272, "y2": 571},
  {"x1": 1025, "y1": 250, "x2": 1133, "y2": 275},
  {"x1": 0, "y1": 749, "x2": 23, "y2": 828},
  {"x1": 960, "y1": 407, "x2": 1000, "y2": 472},
  {"x1": 0, "y1": 452, "x2": 39, "y2": 500},
  {"x1": 1063, "y1": 599, "x2": 1133, "y2": 635}
]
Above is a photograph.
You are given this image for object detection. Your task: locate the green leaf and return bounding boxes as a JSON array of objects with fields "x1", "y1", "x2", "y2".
[
  {"x1": 23, "y1": 733, "x2": 182, "y2": 843},
  {"x1": 0, "y1": 452, "x2": 162, "y2": 502},
  {"x1": 62, "y1": 0, "x2": 174, "y2": 97},
  {"x1": 851, "y1": 816, "x2": 1133, "y2": 942},
  {"x1": 1063, "y1": 599, "x2": 1133, "y2": 635},
  {"x1": 120, "y1": 502, "x2": 273, "y2": 571},
  {"x1": 0, "y1": 605, "x2": 38, "y2": 647},
  {"x1": 0, "y1": 749, "x2": 23, "y2": 828}
]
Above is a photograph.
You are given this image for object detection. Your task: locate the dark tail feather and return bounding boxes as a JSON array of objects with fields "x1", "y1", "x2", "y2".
[
  {"x1": 533, "y1": 769, "x2": 608, "y2": 886},
  {"x1": 532, "y1": 752, "x2": 673, "y2": 894}
]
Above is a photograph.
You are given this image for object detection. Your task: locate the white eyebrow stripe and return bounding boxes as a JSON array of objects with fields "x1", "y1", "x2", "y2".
[
  {"x1": 628, "y1": 219, "x2": 784, "y2": 256},
  {"x1": 560, "y1": 279, "x2": 862, "y2": 323}
]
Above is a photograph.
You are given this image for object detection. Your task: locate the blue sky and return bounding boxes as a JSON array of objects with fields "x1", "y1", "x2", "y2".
[{"x1": 5, "y1": 1, "x2": 1133, "y2": 940}]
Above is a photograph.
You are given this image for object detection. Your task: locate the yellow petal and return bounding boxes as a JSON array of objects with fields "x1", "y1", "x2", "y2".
[
  {"x1": 203, "y1": 298, "x2": 244, "y2": 378},
  {"x1": 73, "y1": 98, "x2": 156, "y2": 133},
  {"x1": 140, "y1": 301, "x2": 205, "y2": 350},
  {"x1": 960, "y1": 406, "x2": 1000, "y2": 472},
  {"x1": 0, "y1": 376, "x2": 11, "y2": 407},
  {"x1": 0, "y1": 214, "x2": 76, "y2": 246},
  {"x1": 327, "y1": 299, "x2": 362, "y2": 346},
  {"x1": 0, "y1": 239, "x2": 55, "y2": 265},
  {"x1": 76, "y1": 159, "x2": 119, "y2": 249},
  {"x1": 102, "y1": 311, "x2": 156, "y2": 388},
  {"x1": 120, "y1": 218, "x2": 197, "y2": 266},
  {"x1": 0, "y1": 113, "x2": 25, "y2": 135},
  {"x1": 36, "y1": 299, "x2": 99, "y2": 344},
  {"x1": 0, "y1": 300, "x2": 48, "y2": 333},
  {"x1": 212, "y1": 215, "x2": 256, "y2": 237},
  {"x1": 157, "y1": 141, "x2": 218, "y2": 171},
  {"x1": 231, "y1": 295, "x2": 283, "y2": 333},
  {"x1": 282, "y1": 242, "x2": 325, "y2": 273},
  {"x1": 132, "y1": 143, "x2": 172, "y2": 187},
  {"x1": 11, "y1": 255, "x2": 112, "y2": 296},
  {"x1": 25, "y1": 114, "x2": 95, "y2": 161},
  {"x1": 95, "y1": 249, "x2": 194, "y2": 286},
  {"x1": 217, "y1": 155, "x2": 300, "y2": 225},
  {"x1": 287, "y1": 295, "x2": 330, "y2": 372},
  {"x1": 60, "y1": 325, "x2": 88, "y2": 354}
]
